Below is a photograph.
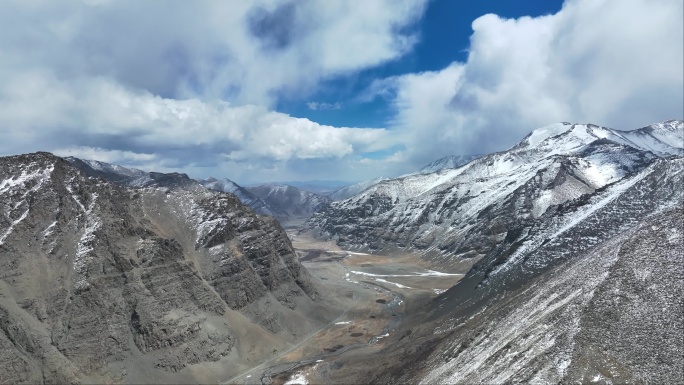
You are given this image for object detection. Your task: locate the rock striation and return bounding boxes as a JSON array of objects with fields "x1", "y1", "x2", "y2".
[{"x1": 0, "y1": 152, "x2": 321, "y2": 383}]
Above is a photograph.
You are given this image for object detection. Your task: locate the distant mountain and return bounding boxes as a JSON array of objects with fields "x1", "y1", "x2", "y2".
[
  {"x1": 65, "y1": 158, "x2": 333, "y2": 225},
  {"x1": 276, "y1": 180, "x2": 350, "y2": 194},
  {"x1": 246, "y1": 184, "x2": 331, "y2": 224},
  {"x1": 328, "y1": 177, "x2": 388, "y2": 201},
  {"x1": 197, "y1": 177, "x2": 284, "y2": 218},
  {"x1": 65, "y1": 157, "x2": 197, "y2": 189},
  {"x1": 417, "y1": 154, "x2": 482, "y2": 174}
]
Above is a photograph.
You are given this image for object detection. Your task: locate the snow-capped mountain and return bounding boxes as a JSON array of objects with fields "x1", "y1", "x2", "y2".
[
  {"x1": 417, "y1": 154, "x2": 482, "y2": 174},
  {"x1": 197, "y1": 177, "x2": 284, "y2": 218},
  {"x1": 0, "y1": 152, "x2": 325, "y2": 383},
  {"x1": 327, "y1": 156, "x2": 481, "y2": 202},
  {"x1": 305, "y1": 120, "x2": 683, "y2": 267},
  {"x1": 328, "y1": 177, "x2": 389, "y2": 201},
  {"x1": 66, "y1": 157, "x2": 198, "y2": 189},
  {"x1": 246, "y1": 184, "x2": 331, "y2": 223},
  {"x1": 353, "y1": 121, "x2": 684, "y2": 383}
]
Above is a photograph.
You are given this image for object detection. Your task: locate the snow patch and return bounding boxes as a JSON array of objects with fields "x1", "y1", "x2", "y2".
[
  {"x1": 284, "y1": 372, "x2": 308, "y2": 385},
  {"x1": 373, "y1": 278, "x2": 412, "y2": 289}
]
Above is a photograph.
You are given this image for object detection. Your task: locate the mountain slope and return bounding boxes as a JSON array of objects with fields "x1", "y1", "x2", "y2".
[
  {"x1": 371, "y1": 200, "x2": 683, "y2": 384},
  {"x1": 305, "y1": 121, "x2": 683, "y2": 269},
  {"x1": 247, "y1": 184, "x2": 331, "y2": 224},
  {"x1": 0, "y1": 153, "x2": 329, "y2": 383},
  {"x1": 328, "y1": 177, "x2": 388, "y2": 201},
  {"x1": 417, "y1": 154, "x2": 482, "y2": 174}
]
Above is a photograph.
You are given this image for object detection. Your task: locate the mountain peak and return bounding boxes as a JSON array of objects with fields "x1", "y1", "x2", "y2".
[{"x1": 523, "y1": 122, "x2": 575, "y2": 147}]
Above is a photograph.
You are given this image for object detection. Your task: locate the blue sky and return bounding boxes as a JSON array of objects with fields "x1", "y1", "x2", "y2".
[
  {"x1": 278, "y1": 0, "x2": 565, "y2": 129},
  {"x1": 0, "y1": 0, "x2": 681, "y2": 184}
]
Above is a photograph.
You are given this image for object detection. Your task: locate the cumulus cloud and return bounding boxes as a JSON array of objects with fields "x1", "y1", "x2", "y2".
[
  {"x1": 374, "y1": 0, "x2": 684, "y2": 167},
  {"x1": 0, "y1": 0, "x2": 681, "y2": 183},
  {"x1": 0, "y1": 0, "x2": 427, "y2": 182},
  {"x1": 0, "y1": 0, "x2": 427, "y2": 106},
  {"x1": 0, "y1": 71, "x2": 393, "y2": 179}
]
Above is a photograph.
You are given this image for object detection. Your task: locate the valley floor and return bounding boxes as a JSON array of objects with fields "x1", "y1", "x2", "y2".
[{"x1": 222, "y1": 232, "x2": 463, "y2": 385}]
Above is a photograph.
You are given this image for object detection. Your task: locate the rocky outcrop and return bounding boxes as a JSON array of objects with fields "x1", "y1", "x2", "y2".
[{"x1": 0, "y1": 152, "x2": 320, "y2": 383}]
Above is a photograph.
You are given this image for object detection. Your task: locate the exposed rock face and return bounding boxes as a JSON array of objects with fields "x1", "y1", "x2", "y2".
[
  {"x1": 306, "y1": 121, "x2": 683, "y2": 272},
  {"x1": 0, "y1": 152, "x2": 319, "y2": 383}
]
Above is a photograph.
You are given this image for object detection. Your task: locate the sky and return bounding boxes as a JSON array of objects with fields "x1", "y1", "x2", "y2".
[{"x1": 0, "y1": 0, "x2": 682, "y2": 184}]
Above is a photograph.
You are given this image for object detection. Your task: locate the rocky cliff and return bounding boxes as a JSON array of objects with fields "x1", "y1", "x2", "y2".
[{"x1": 0, "y1": 152, "x2": 325, "y2": 384}]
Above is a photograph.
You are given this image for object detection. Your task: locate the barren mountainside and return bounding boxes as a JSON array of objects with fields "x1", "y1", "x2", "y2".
[
  {"x1": 370, "y1": 205, "x2": 683, "y2": 384},
  {"x1": 0, "y1": 153, "x2": 328, "y2": 384}
]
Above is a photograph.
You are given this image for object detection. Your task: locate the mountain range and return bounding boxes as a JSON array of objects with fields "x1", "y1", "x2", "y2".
[
  {"x1": 306, "y1": 121, "x2": 682, "y2": 263},
  {"x1": 0, "y1": 119, "x2": 681, "y2": 383},
  {"x1": 65, "y1": 158, "x2": 332, "y2": 225}
]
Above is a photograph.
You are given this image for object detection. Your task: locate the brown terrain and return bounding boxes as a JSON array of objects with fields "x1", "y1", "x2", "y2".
[{"x1": 222, "y1": 231, "x2": 463, "y2": 385}]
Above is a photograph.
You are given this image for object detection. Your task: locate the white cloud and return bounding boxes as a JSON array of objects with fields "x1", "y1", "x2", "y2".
[
  {"x1": 0, "y1": 0, "x2": 681, "y2": 183},
  {"x1": 0, "y1": 0, "x2": 428, "y2": 106},
  {"x1": 0, "y1": 72, "x2": 392, "y2": 169},
  {"x1": 376, "y1": 0, "x2": 684, "y2": 167},
  {"x1": 0, "y1": 0, "x2": 427, "y2": 182}
]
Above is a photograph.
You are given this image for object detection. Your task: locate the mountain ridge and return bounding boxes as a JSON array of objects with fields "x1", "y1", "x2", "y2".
[{"x1": 305, "y1": 120, "x2": 683, "y2": 264}]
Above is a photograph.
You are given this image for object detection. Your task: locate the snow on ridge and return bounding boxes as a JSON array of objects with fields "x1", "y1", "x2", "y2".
[
  {"x1": 0, "y1": 163, "x2": 55, "y2": 246},
  {"x1": 0, "y1": 163, "x2": 55, "y2": 195},
  {"x1": 329, "y1": 177, "x2": 388, "y2": 201},
  {"x1": 525, "y1": 122, "x2": 574, "y2": 147},
  {"x1": 73, "y1": 192, "x2": 102, "y2": 291},
  {"x1": 0, "y1": 208, "x2": 29, "y2": 246}
]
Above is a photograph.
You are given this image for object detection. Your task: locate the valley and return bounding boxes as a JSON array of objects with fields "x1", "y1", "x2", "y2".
[{"x1": 224, "y1": 232, "x2": 463, "y2": 384}]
